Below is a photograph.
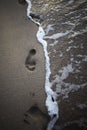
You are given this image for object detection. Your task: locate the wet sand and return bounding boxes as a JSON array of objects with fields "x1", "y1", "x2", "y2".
[{"x1": 0, "y1": 0, "x2": 48, "y2": 130}]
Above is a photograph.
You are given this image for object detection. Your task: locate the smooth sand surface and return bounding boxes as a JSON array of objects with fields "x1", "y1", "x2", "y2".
[{"x1": 0, "y1": 0, "x2": 48, "y2": 130}]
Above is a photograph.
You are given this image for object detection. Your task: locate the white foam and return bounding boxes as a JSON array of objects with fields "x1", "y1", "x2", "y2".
[
  {"x1": 25, "y1": 0, "x2": 59, "y2": 130},
  {"x1": 67, "y1": 0, "x2": 74, "y2": 5},
  {"x1": 77, "y1": 103, "x2": 87, "y2": 110},
  {"x1": 26, "y1": 0, "x2": 40, "y2": 26},
  {"x1": 82, "y1": 55, "x2": 87, "y2": 62},
  {"x1": 45, "y1": 31, "x2": 70, "y2": 40},
  {"x1": 62, "y1": 21, "x2": 75, "y2": 26},
  {"x1": 26, "y1": 0, "x2": 32, "y2": 18},
  {"x1": 37, "y1": 20, "x2": 59, "y2": 130},
  {"x1": 52, "y1": 64, "x2": 87, "y2": 99},
  {"x1": 77, "y1": 55, "x2": 87, "y2": 62},
  {"x1": 59, "y1": 53, "x2": 63, "y2": 57},
  {"x1": 49, "y1": 40, "x2": 58, "y2": 46},
  {"x1": 66, "y1": 45, "x2": 78, "y2": 52},
  {"x1": 45, "y1": 24, "x2": 54, "y2": 35},
  {"x1": 59, "y1": 64, "x2": 74, "y2": 80},
  {"x1": 70, "y1": 28, "x2": 87, "y2": 38}
]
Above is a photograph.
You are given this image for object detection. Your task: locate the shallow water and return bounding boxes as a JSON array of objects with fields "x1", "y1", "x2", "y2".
[{"x1": 29, "y1": 0, "x2": 87, "y2": 129}]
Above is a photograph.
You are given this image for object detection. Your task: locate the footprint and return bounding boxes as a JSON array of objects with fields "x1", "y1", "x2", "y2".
[
  {"x1": 24, "y1": 105, "x2": 49, "y2": 130},
  {"x1": 25, "y1": 49, "x2": 36, "y2": 71}
]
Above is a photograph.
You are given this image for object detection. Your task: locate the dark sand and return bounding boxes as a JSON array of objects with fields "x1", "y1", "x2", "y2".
[{"x1": 0, "y1": 0, "x2": 48, "y2": 130}]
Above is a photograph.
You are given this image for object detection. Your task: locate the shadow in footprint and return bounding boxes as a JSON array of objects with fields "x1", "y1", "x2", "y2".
[
  {"x1": 24, "y1": 105, "x2": 49, "y2": 130},
  {"x1": 25, "y1": 49, "x2": 36, "y2": 71}
]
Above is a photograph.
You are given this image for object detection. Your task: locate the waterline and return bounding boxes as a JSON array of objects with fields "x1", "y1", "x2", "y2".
[{"x1": 25, "y1": 0, "x2": 59, "y2": 129}]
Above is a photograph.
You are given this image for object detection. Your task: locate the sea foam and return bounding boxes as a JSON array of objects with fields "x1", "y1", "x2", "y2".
[{"x1": 25, "y1": 0, "x2": 59, "y2": 130}]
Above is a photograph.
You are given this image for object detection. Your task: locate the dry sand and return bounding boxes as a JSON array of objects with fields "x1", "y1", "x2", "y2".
[{"x1": 0, "y1": 0, "x2": 49, "y2": 130}]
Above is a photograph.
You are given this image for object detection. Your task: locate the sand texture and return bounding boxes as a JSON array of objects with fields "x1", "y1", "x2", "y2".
[{"x1": 0, "y1": 0, "x2": 49, "y2": 130}]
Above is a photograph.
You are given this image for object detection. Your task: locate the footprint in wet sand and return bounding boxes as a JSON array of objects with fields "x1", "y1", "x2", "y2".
[
  {"x1": 25, "y1": 49, "x2": 36, "y2": 71},
  {"x1": 24, "y1": 105, "x2": 49, "y2": 130}
]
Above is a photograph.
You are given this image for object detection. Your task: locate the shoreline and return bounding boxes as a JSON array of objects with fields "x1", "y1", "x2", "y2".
[{"x1": 25, "y1": 0, "x2": 59, "y2": 129}]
